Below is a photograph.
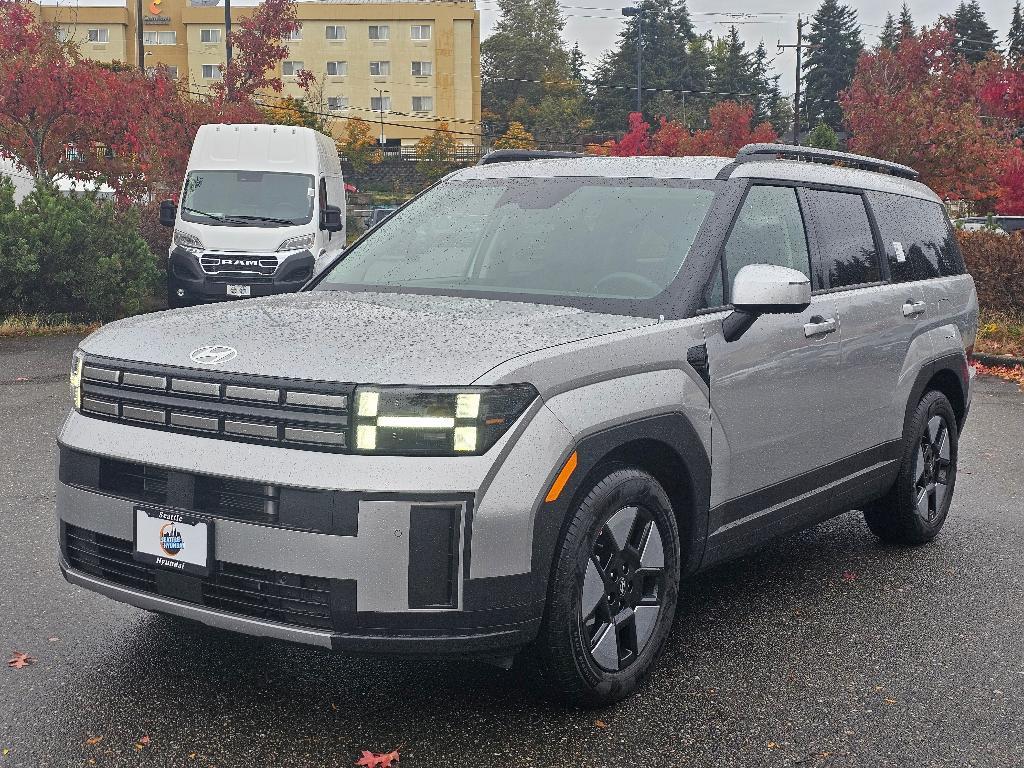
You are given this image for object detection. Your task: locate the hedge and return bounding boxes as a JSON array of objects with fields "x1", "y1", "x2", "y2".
[
  {"x1": 956, "y1": 230, "x2": 1024, "y2": 317},
  {"x1": 0, "y1": 178, "x2": 159, "y2": 321}
]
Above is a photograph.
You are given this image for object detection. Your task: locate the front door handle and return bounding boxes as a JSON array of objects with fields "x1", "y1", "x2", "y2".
[
  {"x1": 902, "y1": 300, "x2": 927, "y2": 318},
  {"x1": 804, "y1": 315, "x2": 838, "y2": 338}
]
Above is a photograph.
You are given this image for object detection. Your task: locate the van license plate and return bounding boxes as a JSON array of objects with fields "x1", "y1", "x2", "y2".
[
  {"x1": 133, "y1": 507, "x2": 212, "y2": 577},
  {"x1": 226, "y1": 285, "x2": 251, "y2": 297}
]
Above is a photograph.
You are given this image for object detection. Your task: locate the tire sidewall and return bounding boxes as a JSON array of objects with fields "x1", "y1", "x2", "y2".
[{"x1": 898, "y1": 391, "x2": 959, "y2": 537}]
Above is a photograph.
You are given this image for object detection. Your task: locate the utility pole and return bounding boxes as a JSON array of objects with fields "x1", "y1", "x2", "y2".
[
  {"x1": 135, "y1": 0, "x2": 145, "y2": 71},
  {"x1": 224, "y1": 0, "x2": 233, "y2": 100},
  {"x1": 621, "y1": 6, "x2": 643, "y2": 113},
  {"x1": 777, "y1": 16, "x2": 817, "y2": 146},
  {"x1": 375, "y1": 88, "x2": 389, "y2": 146}
]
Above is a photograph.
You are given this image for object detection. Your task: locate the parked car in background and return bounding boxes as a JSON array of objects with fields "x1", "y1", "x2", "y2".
[
  {"x1": 365, "y1": 206, "x2": 398, "y2": 230},
  {"x1": 955, "y1": 215, "x2": 1024, "y2": 235},
  {"x1": 159, "y1": 124, "x2": 346, "y2": 308},
  {"x1": 60, "y1": 145, "x2": 976, "y2": 706}
]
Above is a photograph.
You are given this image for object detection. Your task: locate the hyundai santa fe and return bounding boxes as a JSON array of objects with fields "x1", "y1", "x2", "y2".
[{"x1": 58, "y1": 144, "x2": 978, "y2": 705}]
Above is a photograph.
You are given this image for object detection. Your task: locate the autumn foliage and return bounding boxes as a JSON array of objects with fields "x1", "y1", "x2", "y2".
[
  {"x1": 956, "y1": 230, "x2": 1024, "y2": 317},
  {"x1": 595, "y1": 102, "x2": 777, "y2": 158}
]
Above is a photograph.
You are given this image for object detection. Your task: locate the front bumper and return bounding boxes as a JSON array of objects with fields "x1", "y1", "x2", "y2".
[{"x1": 168, "y1": 247, "x2": 314, "y2": 302}]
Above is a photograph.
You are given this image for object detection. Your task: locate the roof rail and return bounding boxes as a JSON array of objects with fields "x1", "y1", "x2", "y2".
[
  {"x1": 477, "y1": 149, "x2": 585, "y2": 166},
  {"x1": 735, "y1": 143, "x2": 920, "y2": 181}
]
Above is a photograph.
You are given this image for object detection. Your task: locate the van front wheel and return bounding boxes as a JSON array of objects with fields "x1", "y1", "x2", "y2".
[{"x1": 530, "y1": 466, "x2": 681, "y2": 706}]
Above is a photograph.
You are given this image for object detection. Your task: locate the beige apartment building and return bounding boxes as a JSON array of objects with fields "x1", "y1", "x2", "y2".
[{"x1": 32, "y1": 0, "x2": 481, "y2": 149}]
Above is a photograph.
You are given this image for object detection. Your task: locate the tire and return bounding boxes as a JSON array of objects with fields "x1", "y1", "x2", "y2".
[
  {"x1": 529, "y1": 465, "x2": 681, "y2": 707},
  {"x1": 864, "y1": 390, "x2": 959, "y2": 546}
]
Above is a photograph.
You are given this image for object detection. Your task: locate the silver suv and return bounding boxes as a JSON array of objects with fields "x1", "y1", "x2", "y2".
[{"x1": 58, "y1": 145, "x2": 977, "y2": 705}]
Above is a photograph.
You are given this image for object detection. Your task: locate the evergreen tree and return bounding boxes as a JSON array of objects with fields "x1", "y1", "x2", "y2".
[
  {"x1": 879, "y1": 13, "x2": 898, "y2": 51},
  {"x1": 950, "y1": 0, "x2": 999, "y2": 64},
  {"x1": 898, "y1": 3, "x2": 915, "y2": 39},
  {"x1": 802, "y1": 0, "x2": 863, "y2": 133},
  {"x1": 1009, "y1": 2, "x2": 1024, "y2": 64},
  {"x1": 710, "y1": 26, "x2": 756, "y2": 99},
  {"x1": 569, "y1": 42, "x2": 587, "y2": 84}
]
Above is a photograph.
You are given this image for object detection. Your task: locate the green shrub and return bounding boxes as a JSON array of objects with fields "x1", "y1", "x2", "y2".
[
  {"x1": 0, "y1": 179, "x2": 159, "y2": 321},
  {"x1": 956, "y1": 230, "x2": 1024, "y2": 317}
]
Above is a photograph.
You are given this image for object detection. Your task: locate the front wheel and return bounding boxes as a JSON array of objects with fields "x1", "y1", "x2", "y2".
[
  {"x1": 529, "y1": 466, "x2": 681, "y2": 706},
  {"x1": 865, "y1": 390, "x2": 959, "y2": 546}
]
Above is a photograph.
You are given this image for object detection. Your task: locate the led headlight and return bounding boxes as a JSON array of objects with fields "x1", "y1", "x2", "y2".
[
  {"x1": 352, "y1": 385, "x2": 538, "y2": 456},
  {"x1": 277, "y1": 233, "x2": 315, "y2": 252},
  {"x1": 173, "y1": 229, "x2": 205, "y2": 254},
  {"x1": 69, "y1": 350, "x2": 83, "y2": 410}
]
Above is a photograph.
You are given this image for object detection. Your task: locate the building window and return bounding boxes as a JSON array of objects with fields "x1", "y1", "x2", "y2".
[
  {"x1": 326, "y1": 61, "x2": 347, "y2": 77},
  {"x1": 411, "y1": 25, "x2": 431, "y2": 40},
  {"x1": 326, "y1": 25, "x2": 346, "y2": 40},
  {"x1": 143, "y1": 30, "x2": 176, "y2": 45},
  {"x1": 282, "y1": 61, "x2": 305, "y2": 77},
  {"x1": 368, "y1": 25, "x2": 389, "y2": 40},
  {"x1": 55, "y1": 26, "x2": 71, "y2": 42},
  {"x1": 87, "y1": 28, "x2": 109, "y2": 43},
  {"x1": 411, "y1": 96, "x2": 433, "y2": 113},
  {"x1": 370, "y1": 95, "x2": 391, "y2": 112},
  {"x1": 369, "y1": 61, "x2": 390, "y2": 77},
  {"x1": 327, "y1": 96, "x2": 349, "y2": 111},
  {"x1": 284, "y1": 25, "x2": 302, "y2": 41},
  {"x1": 200, "y1": 28, "x2": 221, "y2": 44},
  {"x1": 202, "y1": 64, "x2": 222, "y2": 80},
  {"x1": 411, "y1": 60, "x2": 432, "y2": 76},
  {"x1": 146, "y1": 65, "x2": 179, "y2": 79}
]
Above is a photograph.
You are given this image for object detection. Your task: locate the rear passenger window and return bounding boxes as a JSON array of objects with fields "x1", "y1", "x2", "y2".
[
  {"x1": 867, "y1": 192, "x2": 964, "y2": 282},
  {"x1": 721, "y1": 186, "x2": 810, "y2": 303},
  {"x1": 801, "y1": 189, "x2": 880, "y2": 289}
]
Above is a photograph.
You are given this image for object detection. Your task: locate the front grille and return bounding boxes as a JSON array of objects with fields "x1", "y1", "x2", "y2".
[
  {"x1": 64, "y1": 524, "x2": 334, "y2": 630},
  {"x1": 98, "y1": 459, "x2": 169, "y2": 504},
  {"x1": 79, "y1": 357, "x2": 353, "y2": 452},
  {"x1": 200, "y1": 255, "x2": 278, "y2": 277},
  {"x1": 195, "y1": 476, "x2": 278, "y2": 525}
]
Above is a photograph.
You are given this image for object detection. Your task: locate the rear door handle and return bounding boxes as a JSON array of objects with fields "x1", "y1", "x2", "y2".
[
  {"x1": 902, "y1": 300, "x2": 927, "y2": 318},
  {"x1": 803, "y1": 316, "x2": 838, "y2": 338}
]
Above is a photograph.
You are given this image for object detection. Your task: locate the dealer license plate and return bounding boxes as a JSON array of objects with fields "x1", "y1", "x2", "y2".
[
  {"x1": 133, "y1": 507, "x2": 212, "y2": 577},
  {"x1": 226, "y1": 285, "x2": 251, "y2": 297}
]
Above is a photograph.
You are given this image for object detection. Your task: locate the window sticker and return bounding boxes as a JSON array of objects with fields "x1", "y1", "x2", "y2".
[{"x1": 893, "y1": 241, "x2": 906, "y2": 262}]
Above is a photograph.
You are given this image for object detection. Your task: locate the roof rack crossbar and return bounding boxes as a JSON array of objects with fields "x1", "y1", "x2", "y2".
[
  {"x1": 735, "y1": 143, "x2": 920, "y2": 181},
  {"x1": 477, "y1": 149, "x2": 585, "y2": 166}
]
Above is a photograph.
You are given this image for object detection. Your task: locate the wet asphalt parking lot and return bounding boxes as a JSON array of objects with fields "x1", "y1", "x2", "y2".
[{"x1": 2, "y1": 333, "x2": 1023, "y2": 767}]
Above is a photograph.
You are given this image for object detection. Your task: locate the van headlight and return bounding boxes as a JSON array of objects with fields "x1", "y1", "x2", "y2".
[
  {"x1": 69, "y1": 351, "x2": 83, "y2": 410},
  {"x1": 277, "y1": 233, "x2": 315, "y2": 252},
  {"x1": 173, "y1": 230, "x2": 205, "y2": 254},
  {"x1": 352, "y1": 385, "x2": 538, "y2": 455}
]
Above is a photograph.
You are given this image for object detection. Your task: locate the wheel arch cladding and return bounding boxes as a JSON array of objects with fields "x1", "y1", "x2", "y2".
[
  {"x1": 905, "y1": 353, "x2": 969, "y2": 436},
  {"x1": 531, "y1": 414, "x2": 711, "y2": 606}
]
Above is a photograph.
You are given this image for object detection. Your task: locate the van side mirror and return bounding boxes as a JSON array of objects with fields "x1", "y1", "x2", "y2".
[
  {"x1": 321, "y1": 204, "x2": 344, "y2": 233},
  {"x1": 159, "y1": 199, "x2": 177, "y2": 227},
  {"x1": 723, "y1": 264, "x2": 812, "y2": 342}
]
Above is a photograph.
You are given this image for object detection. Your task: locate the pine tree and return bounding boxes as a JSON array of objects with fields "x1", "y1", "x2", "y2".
[
  {"x1": 879, "y1": 13, "x2": 898, "y2": 51},
  {"x1": 950, "y1": 0, "x2": 999, "y2": 64},
  {"x1": 898, "y1": 3, "x2": 915, "y2": 39},
  {"x1": 710, "y1": 26, "x2": 756, "y2": 99},
  {"x1": 751, "y1": 41, "x2": 789, "y2": 132},
  {"x1": 802, "y1": 0, "x2": 863, "y2": 133},
  {"x1": 569, "y1": 42, "x2": 587, "y2": 83},
  {"x1": 1009, "y1": 1, "x2": 1024, "y2": 64}
]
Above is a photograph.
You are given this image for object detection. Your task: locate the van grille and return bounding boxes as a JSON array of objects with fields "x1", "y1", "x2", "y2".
[
  {"x1": 200, "y1": 255, "x2": 278, "y2": 277},
  {"x1": 194, "y1": 476, "x2": 278, "y2": 525},
  {"x1": 64, "y1": 524, "x2": 334, "y2": 630},
  {"x1": 98, "y1": 459, "x2": 169, "y2": 504}
]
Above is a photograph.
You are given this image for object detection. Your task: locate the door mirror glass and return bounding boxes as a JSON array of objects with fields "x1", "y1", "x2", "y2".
[
  {"x1": 321, "y1": 204, "x2": 344, "y2": 233},
  {"x1": 731, "y1": 263, "x2": 811, "y2": 314},
  {"x1": 159, "y1": 199, "x2": 177, "y2": 228}
]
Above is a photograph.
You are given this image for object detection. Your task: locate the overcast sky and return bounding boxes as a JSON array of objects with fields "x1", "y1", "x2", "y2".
[{"x1": 478, "y1": 0, "x2": 1015, "y2": 94}]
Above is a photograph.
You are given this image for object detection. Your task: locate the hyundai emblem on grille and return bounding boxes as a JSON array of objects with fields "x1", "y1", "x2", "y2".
[{"x1": 189, "y1": 345, "x2": 238, "y2": 365}]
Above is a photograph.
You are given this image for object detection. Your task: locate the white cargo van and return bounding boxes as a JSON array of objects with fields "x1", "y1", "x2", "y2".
[{"x1": 159, "y1": 124, "x2": 346, "y2": 308}]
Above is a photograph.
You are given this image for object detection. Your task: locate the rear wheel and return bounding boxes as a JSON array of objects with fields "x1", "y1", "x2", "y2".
[
  {"x1": 865, "y1": 390, "x2": 958, "y2": 546},
  {"x1": 530, "y1": 466, "x2": 681, "y2": 706}
]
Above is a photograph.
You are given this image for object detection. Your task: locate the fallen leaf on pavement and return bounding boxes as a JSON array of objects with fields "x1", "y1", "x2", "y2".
[
  {"x1": 134, "y1": 735, "x2": 151, "y2": 751},
  {"x1": 48, "y1": 637, "x2": 59, "y2": 643},
  {"x1": 841, "y1": 571, "x2": 857, "y2": 583},
  {"x1": 84, "y1": 735, "x2": 104, "y2": 746},
  {"x1": 355, "y1": 749, "x2": 400, "y2": 767},
  {"x1": 13, "y1": 377, "x2": 29, "y2": 382},
  {"x1": 7, "y1": 652, "x2": 36, "y2": 669},
  {"x1": 594, "y1": 720, "x2": 608, "y2": 729},
  {"x1": 767, "y1": 742, "x2": 779, "y2": 749}
]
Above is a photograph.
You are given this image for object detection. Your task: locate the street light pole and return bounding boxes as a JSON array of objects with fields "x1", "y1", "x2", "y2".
[
  {"x1": 224, "y1": 0, "x2": 233, "y2": 100},
  {"x1": 374, "y1": 88, "x2": 389, "y2": 146},
  {"x1": 135, "y1": 0, "x2": 144, "y2": 71},
  {"x1": 621, "y1": 6, "x2": 643, "y2": 114}
]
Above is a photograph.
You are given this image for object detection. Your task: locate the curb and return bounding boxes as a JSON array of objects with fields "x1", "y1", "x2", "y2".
[{"x1": 971, "y1": 353, "x2": 1024, "y2": 368}]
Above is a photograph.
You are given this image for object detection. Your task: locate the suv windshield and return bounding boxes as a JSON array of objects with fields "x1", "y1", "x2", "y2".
[
  {"x1": 316, "y1": 177, "x2": 717, "y2": 302},
  {"x1": 181, "y1": 170, "x2": 315, "y2": 227}
]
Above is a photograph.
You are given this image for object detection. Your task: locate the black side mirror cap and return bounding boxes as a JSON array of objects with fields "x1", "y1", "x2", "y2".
[
  {"x1": 321, "y1": 204, "x2": 344, "y2": 233},
  {"x1": 159, "y1": 199, "x2": 177, "y2": 227}
]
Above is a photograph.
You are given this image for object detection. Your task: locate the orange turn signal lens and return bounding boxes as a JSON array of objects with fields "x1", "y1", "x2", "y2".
[{"x1": 545, "y1": 451, "x2": 578, "y2": 503}]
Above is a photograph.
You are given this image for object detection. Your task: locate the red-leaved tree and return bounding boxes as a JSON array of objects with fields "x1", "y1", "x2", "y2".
[
  {"x1": 996, "y1": 143, "x2": 1024, "y2": 215},
  {"x1": 221, "y1": 0, "x2": 315, "y2": 100},
  {"x1": 841, "y1": 26, "x2": 1005, "y2": 201}
]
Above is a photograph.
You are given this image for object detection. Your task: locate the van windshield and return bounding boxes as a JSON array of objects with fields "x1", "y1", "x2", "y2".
[
  {"x1": 316, "y1": 178, "x2": 717, "y2": 303},
  {"x1": 180, "y1": 170, "x2": 315, "y2": 227}
]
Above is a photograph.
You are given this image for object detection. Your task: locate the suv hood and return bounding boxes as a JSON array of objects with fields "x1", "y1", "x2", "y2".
[{"x1": 80, "y1": 291, "x2": 652, "y2": 385}]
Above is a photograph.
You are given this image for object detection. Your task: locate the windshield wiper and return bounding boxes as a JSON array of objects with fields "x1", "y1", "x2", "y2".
[
  {"x1": 181, "y1": 205, "x2": 226, "y2": 222},
  {"x1": 225, "y1": 214, "x2": 297, "y2": 226}
]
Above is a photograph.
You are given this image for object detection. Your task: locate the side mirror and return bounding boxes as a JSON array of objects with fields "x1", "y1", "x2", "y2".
[
  {"x1": 321, "y1": 204, "x2": 344, "y2": 233},
  {"x1": 159, "y1": 199, "x2": 177, "y2": 227},
  {"x1": 723, "y1": 264, "x2": 811, "y2": 342}
]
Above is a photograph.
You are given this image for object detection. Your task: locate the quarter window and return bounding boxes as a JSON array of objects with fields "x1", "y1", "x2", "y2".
[
  {"x1": 867, "y1": 192, "x2": 964, "y2": 281},
  {"x1": 369, "y1": 25, "x2": 389, "y2": 40},
  {"x1": 801, "y1": 189, "x2": 880, "y2": 289},
  {"x1": 718, "y1": 186, "x2": 811, "y2": 305},
  {"x1": 200, "y1": 28, "x2": 221, "y2": 43}
]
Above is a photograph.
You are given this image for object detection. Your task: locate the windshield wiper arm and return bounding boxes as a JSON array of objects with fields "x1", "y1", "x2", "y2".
[
  {"x1": 226, "y1": 214, "x2": 297, "y2": 225},
  {"x1": 181, "y1": 205, "x2": 226, "y2": 222}
]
